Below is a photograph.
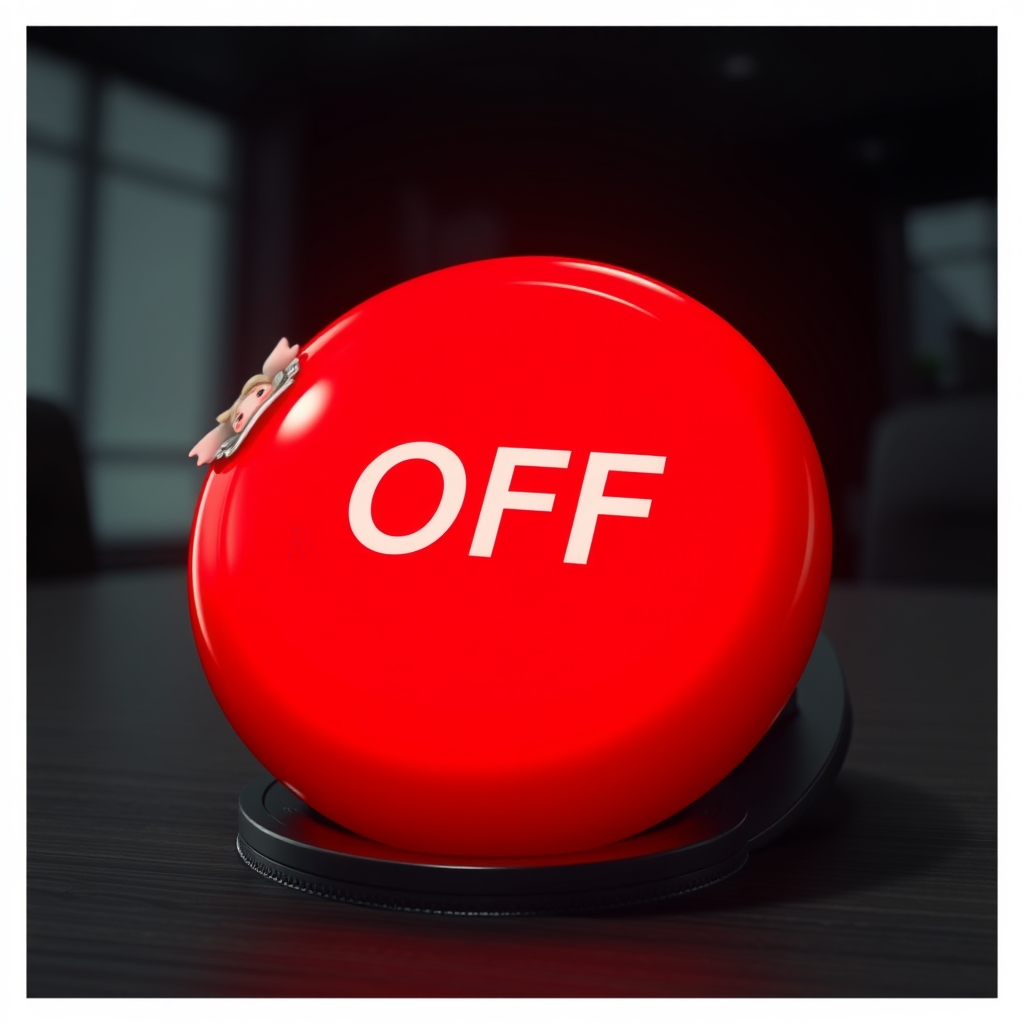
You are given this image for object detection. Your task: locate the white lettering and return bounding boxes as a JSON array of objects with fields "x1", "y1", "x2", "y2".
[
  {"x1": 349, "y1": 442, "x2": 466, "y2": 555},
  {"x1": 469, "y1": 447, "x2": 572, "y2": 558},
  {"x1": 564, "y1": 452, "x2": 666, "y2": 565}
]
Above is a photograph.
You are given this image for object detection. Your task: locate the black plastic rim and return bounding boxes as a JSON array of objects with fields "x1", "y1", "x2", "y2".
[{"x1": 237, "y1": 631, "x2": 851, "y2": 915}]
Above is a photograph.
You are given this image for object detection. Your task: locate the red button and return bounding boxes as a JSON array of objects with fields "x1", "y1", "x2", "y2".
[{"x1": 188, "y1": 257, "x2": 832, "y2": 856}]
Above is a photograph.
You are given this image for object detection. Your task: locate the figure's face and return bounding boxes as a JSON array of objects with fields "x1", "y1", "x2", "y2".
[{"x1": 232, "y1": 384, "x2": 273, "y2": 432}]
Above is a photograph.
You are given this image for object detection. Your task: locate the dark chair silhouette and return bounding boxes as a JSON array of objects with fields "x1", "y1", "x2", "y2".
[
  {"x1": 860, "y1": 396, "x2": 996, "y2": 587},
  {"x1": 27, "y1": 397, "x2": 96, "y2": 578}
]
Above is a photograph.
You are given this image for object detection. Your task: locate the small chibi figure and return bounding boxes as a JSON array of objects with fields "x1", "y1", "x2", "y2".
[{"x1": 189, "y1": 337, "x2": 300, "y2": 466}]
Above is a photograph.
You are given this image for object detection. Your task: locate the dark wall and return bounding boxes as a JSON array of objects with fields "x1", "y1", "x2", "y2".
[{"x1": 30, "y1": 26, "x2": 997, "y2": 577}]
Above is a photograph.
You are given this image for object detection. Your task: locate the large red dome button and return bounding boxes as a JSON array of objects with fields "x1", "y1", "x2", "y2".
[{"x1": 189, "y1": 256, "x2": 832, "y2": 856}]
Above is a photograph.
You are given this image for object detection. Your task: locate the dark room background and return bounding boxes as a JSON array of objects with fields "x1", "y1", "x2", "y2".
[{"x1": 26, "y1": 27, "x2": 997, "y2": 581}]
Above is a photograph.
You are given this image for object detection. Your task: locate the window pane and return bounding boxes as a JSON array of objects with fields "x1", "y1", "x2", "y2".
[
  {"x1": 905, "y1": 198, "x2": 997, "y2": 391},
  {"x1": 925, "y1": 259, "x2": 996, "y2": 334},
  {"x1": 88, "y1": 173, "x2": 227, "y2": 451},
  {"x1": 905, "y1": 199, "x2": 996, "y2": 264},
  {"x1": 27, "y1": 49, "x2": 85, "y2": 146},
  {"x1": 90, "y1": 460, "x2": 206, "y2": 544},
  {"x1": 100, "y1": 80, "x2": 230, "y2": 189},
  {"x1": 27, "y1": 151, "x2": 80, "y2": 407}
]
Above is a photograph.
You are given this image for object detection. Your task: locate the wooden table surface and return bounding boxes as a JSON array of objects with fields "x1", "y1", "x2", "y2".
[{"x1": 27, "y1": 568, "x2": 996, "y2": 996}]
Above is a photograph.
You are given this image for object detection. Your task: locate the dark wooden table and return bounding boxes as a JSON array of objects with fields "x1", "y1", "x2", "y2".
[{"x1": 27, "y1": 568, "x2": 996, "y2": 996}]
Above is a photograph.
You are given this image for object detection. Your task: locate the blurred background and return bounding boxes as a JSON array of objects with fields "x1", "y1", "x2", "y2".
[{"x1": 26, "y1": 27, "x2": 996, "y2": 584}]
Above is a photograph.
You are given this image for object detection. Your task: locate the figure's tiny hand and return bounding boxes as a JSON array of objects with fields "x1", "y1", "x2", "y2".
[{"x1": 263, "y1": 337, "x2": 300, "y2": 379}]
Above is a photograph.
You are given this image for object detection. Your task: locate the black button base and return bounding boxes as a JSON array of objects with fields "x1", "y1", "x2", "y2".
[{"x1": 237, "y1": 631, "x2": 851, "y2": 915}]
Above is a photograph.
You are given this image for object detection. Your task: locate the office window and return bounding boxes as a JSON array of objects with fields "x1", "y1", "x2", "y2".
[
  {"x1": 905, "y1": 198, "x2": 996, "y2": 392},
  {"x1": 27, "y1": 50, "x2": 234, "y2": 551},
  {"x1": 27, "y1": 52, "x2": 84, "y2": 408}
]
